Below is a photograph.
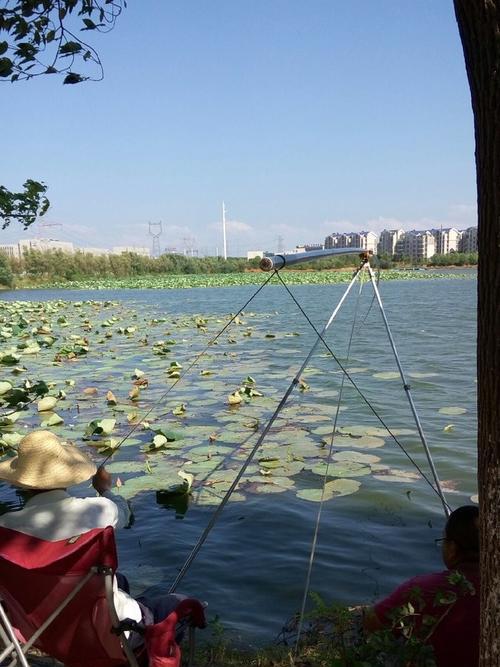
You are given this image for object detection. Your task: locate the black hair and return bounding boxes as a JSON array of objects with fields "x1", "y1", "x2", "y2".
[{"x1": 445, "y1": 505, "x2": 479, "y2": 560}]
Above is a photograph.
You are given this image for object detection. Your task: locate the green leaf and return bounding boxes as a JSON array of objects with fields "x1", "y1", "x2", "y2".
[
  {"x1": 296, "y1": 478, "x2": 361, "y2": 502},
  {"x1": 82, "y1": 18, "x2": 97, "y2": 30},
  {"x1": 59, "y1": 42, "x2": 82, "y2": 56},
  {"x1": 41, "y1": 412, "x2": 64, "y2": 427},
  {"x1": 438, "y1": 406, "x2": 467, "y2": 416},
  {"x1": 84, "y1": 418, "x2": 116, "y2": 436},
  {"x1": 0, "y1": 411, "x2": 22, "y2": 426},
  {"x1": 0, "y1": 381, "x2": 13, "y2": 396},
  {"x1": 37, "y1": 396, "x2": 58, "y2": 412},
  {"x1": 0, "y1": 57, "x2": 13, "y2": 78},
  {"x1": 63, "y1": 72, "x2": 83, "y2": 84}
]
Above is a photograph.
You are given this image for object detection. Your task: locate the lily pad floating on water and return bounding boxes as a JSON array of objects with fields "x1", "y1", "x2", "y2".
[
  {"x1": 438, "y1": 407, "x2": 468, "y2": 416},
  {"x1": 372, "y1": 371, "x2": 400, "y2": 380},
  {"x1": 84, "y1": 418, "x2": 116, "y2": 436},
  {"x1": 192, "y1": 488, "x2": 246, "y2": 507},
  {"x1": 0, "y1": 432, "x2": 23, "y2": 448},
  {"x1": 37, "y1": 396, "x2": 58, "y2": 412},
  {"x1": 364, "y1": 426, "x2": 415, "y2": 437},
  {"x1": 0, "y1": 382, "x2": 13, "y2": 396},
  {"x1": 296, "y1": 478, "x2": 361, "y2": 502},
  {"x1": 333, "y1": 451, "x2": 381, "y2": 465},
  {"x1": 106, "y1": 460, "x2": 150, "y2": 474},
  {"x1": 40, "y1": 412, "x2": 64, "y2": 427},
  {"x1": 228, "y1": 392, "x2": 242, "y2": 406},
  {"x1": 117, "y1": 469, "x2": 191, "y2": 500},
  {"x1": 373, "y1": 469, "x2": 420, "y2": 483},
  {"x1": 310, "y1": 461, "x2": 371, "y2": 478}
]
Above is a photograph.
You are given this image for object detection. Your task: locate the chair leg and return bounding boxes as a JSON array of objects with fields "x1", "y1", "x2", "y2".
[
  {"x1": 187, "y1": 627, "x2": 195, "y2": 667},
  {"x1": 0, "y1": 603, "x2": 29, "y2": 667}
]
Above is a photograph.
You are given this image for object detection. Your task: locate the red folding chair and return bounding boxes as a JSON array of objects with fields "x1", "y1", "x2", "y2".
[{"x1": 0, "y1": 526, "x2": 206, "y2": 667}]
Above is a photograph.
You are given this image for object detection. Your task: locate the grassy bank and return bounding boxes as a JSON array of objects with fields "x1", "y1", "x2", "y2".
[{"x1": 12, "y1": 268, "x2": 475, "y2": 290}]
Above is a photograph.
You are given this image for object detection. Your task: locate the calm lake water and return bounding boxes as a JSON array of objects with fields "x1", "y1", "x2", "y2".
[{"x1": 0, "y1": 273, "x2": 477, "y2": 645}]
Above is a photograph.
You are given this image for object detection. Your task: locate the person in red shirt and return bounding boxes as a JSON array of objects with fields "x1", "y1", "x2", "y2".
[{"x1": 363, "y1": 505, "x2": 480, "y2": 667}]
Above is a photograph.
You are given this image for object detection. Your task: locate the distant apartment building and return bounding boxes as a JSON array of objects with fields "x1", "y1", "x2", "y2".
[
  {"x1": 458, "y1": 227, "x2": 478, "y2": 253},
  {"x1": 324, "y1": 231, "x2": 377, "y2": 251},
  {"x1": 303, "y1": 243, "x2": 324, "y2": 252},
  {"x1": 395, "y1": 230, "x2": 436, "y2": 261},
  {"x1": 1, "y1": 239, "x2": 75, "y2": 260},
  {"x1": 18, "y1": 238, "x2": 75, "y2": 255},
  {"x1": 377, "y1": 229, "x2": 404, "y2": 256},
  {"x1": 351, "y1": 231, "x2": 378, "y2": 253},
  {"x1": 247, "y1": 250, "x2": 264, "y2": 260},
  {"x1": 432, "y1": 228, "x2": 462, "y2": 254},
  {"x1": 111, "y1": 246, "x2": 150, "y2": 257},
  {"x1": 0, "y1": 244, "x2": 19, "y2": 259}
]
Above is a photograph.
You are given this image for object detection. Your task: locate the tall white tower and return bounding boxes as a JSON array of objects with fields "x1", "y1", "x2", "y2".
[{"x1": 222, "y1": 201, "x2": 227, "y2": 260}]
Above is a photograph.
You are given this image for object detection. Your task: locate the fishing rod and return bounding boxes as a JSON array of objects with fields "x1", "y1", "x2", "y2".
[{"x1": 260, "y1": 247, "x2": 365, "y2": 271}]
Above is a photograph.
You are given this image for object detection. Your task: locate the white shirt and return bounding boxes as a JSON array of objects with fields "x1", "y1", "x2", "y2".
[{"x1": 0, "y1": 489, "x2": 142, "y2": 624}]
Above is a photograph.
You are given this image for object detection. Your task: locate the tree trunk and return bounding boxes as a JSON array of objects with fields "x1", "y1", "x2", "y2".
[{"x1": 453, "y1": 3, "x2": 500, "y2": 666}]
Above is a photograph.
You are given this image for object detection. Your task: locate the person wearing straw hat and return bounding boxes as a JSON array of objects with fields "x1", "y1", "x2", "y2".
[
  {"x1": 0, "y1": 430, "x2": 143, "y2": 627},
  {"x1": 0, "y1": 430, "x2": 191, "y2": 642}
]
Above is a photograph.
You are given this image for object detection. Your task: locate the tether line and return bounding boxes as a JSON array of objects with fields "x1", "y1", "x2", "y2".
[
  {"x1": 293, "y1": 270, "x2": 366, "y2": 657},
  {"x1": 275, "y1": 270, "x2": 451, "y2": 514},
  {"x1": 100, "y1": 270, "x2": 278, "y2": 466}
]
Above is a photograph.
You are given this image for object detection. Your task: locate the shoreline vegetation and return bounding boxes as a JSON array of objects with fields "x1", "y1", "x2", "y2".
[{"x1": 0, "y1": 249, "x2": 477, "y2": 290}]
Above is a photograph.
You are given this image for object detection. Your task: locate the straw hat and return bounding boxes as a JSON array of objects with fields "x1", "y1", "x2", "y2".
[{"x1": 0, "y1": 430, "x2": 96, "y2": 490}]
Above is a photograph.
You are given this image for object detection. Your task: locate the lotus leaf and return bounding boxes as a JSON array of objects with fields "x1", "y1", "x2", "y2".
[
  {"x1": 185, "y1": 457, "x2": 225, "y2": 474},
  {"x1": 438, "y1": 407, "x2": 467, "y2": 415},
  {"x1": 228, "y1": 392, "x2": 242, "y2": 405},
  {"x1": 188, "y1": 444, "x2": 234, "y2": 456},
  {"x1": 37, "y1": 396, "x2": 58, "y2": 412},
  {"x1": 105, "y1": 461, "x2": 150, "y2": 474},
  {"x1": 0, "y1": 382, "x2": 13, "y2": 396},
  {"x1": 106, "y1": 391, "x2": 118, "y2": 405},
  {"x1": 348, "y1": 436, "x2": 385, "y2": 449},
  {"x1": 372, "y1": 371, "x2": 400, "y2": 380},
  {"x1": 84, "y1": 418, "x2": 116, "y2": 436},
  {"x1": 333, "y1": 451, "x2": 381, "y2": 465},
  {"x1": 311, "y1": 461, "x2": 371, "y2": 478},
  {"x1": 253, "y1": 484, "x2": 288, "y2": 494},
  {"x1": 373, "y1": 469, "x2": 420, "y2": 483},
  {"x1": 0, "y1": 432, "x2": 23, "y2": 447},
  {"x1": 296, "y1": 478, "x2": 361, "y2": 502},
  {"x1": 41, "y1": 412, "x2": 64, "y2": 427},
  {"x1": 193, "y1": 488, "x2": 245, "y2": 507}
]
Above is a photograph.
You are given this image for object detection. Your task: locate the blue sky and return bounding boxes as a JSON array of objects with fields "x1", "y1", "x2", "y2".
[{"x1": 0, "y1": 1, "x2": 476, "y2": 256}]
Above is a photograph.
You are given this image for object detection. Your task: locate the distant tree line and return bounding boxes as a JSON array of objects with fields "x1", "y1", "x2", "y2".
[
  {"x1": 377, "y1": 251, "x2": 478, "y2": 269},
  {"x1": 0, "y1": 249, "x2": 479, "y2": 288}
]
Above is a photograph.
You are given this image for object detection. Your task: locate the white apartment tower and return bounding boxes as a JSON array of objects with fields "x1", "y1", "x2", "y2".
[
  {"x1": 324, "y1": 231, "x2": 378, "y2": 252},
  {"x1": 458, "y1": 227, "x2": 478, "y2": 253},
  {"x1": 432, "y1": 228, "x2": 462, "y2": 254},
  {"x1": 396, "y1": 230, "x2": 436, "y2": 261},
  {"x1": 377, "y1": 229, "x2": 404, "y2": 256}
]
